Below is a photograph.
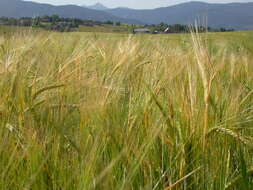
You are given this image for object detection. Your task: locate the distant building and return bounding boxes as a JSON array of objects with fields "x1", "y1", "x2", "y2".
[
  {"x1": 152, "y1": 30, "x2": 159, "y2": 34},
  {"x1": 164, "y1": 27, "x2": 171, "y2": 33},
  {"x1": 134, "y1": 28, "x2": 151, "y2": 34},
  {"x1": 41, "y1": 18, "x2": 50, "y2": 23}
]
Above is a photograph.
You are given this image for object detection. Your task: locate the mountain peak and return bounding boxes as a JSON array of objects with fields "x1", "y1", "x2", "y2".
[{"x1": 83, "y1": 3, "x2": 108, "y2": 10}]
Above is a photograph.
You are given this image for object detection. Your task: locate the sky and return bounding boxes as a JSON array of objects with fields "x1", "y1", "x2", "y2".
[{"x1": 28, "y1": 0, "x2": 253, "y2": 9}]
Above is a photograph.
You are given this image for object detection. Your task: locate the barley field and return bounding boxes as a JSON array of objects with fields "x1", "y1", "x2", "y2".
[{"x1": 0, "y1": 28, "x2": 253, "y2": 190}]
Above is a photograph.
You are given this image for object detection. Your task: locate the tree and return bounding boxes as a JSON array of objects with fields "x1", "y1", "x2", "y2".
[
  {"x1": 52, "y1": 15, "x2": 60, "y2": 23},
  {"x1": 105, "y1": 20, "x2": 113, "y2": 25}
]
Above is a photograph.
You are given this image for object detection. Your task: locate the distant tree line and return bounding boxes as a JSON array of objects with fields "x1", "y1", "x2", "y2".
[
  {"x1": 147, "y1": 22, "x2": 234, "y2": 33},
  {"x1": 0, "y1": 15, "x2": 77, "y2": 32},
  {"x1": 0, "y1": 15, "x2": 121, "y2": 32},
  {"x1": 0, "y1": 16, "x2": 234, "y2": 33}
]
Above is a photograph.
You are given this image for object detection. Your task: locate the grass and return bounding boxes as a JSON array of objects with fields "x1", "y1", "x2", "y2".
[
  {"x1": 0, "y1": 28, "x2": 253, "y2": 190},
  {"x1": 77, "y1": 24, "x2": 131, "y2": 33}
]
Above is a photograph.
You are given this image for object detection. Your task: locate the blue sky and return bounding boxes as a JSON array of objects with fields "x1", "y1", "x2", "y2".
[{"x1": 28, "y1": 0, "x2": 253, "y2": 9}]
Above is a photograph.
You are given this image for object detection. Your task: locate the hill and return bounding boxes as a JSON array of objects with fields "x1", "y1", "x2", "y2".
[
  {"x1": 0, "y1": 0, "x2": 141, "y2": 24},
  {"x1": 105, "y1": 1, "x2": 253, "y2": 30}
]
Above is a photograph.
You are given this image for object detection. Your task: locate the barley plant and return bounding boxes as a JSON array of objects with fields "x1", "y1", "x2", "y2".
[{"x1": 0, "y1": 27, "x2": 253, "y2": 190}]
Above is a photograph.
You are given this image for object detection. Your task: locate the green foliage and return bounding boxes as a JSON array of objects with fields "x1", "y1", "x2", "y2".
[
  {"x1": 105, "y1": 20, "x2": 114, "y2": 25},
  {"x1": 149, "y1": 23, "x2": 234, "y2": 33},
  {"x1": 0, "y1": 16, "x2": 106, "y2": 32}
]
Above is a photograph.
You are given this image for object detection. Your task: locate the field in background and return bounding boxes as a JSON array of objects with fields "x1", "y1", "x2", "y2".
[
  {"x1": 0, "y1": 24, "x2": 132, "y2": 34},
  {"x1": 0, "y1": 28, "x2": 253, "y2": 190},
  {"x1": 78, "y1": 24, "x2": 131, "y2": 33}
]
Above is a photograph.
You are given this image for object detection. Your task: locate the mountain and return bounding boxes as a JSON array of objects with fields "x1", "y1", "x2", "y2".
[
  {"x1": 0, "y1": 0, "x2": 141, "y2": 24},
  {"x1": 82, "y1": 3, "x2": 108, "y2": 10},
  {"x1": 105, "y1": 1, "x2": 253, "y2": 30}
]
